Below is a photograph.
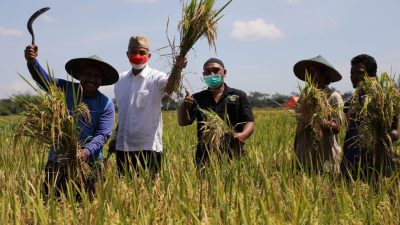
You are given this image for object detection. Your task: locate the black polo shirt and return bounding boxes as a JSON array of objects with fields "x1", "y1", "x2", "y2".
[{"x1": 188, "y1": 84, "x2": 254, "y2": 142}]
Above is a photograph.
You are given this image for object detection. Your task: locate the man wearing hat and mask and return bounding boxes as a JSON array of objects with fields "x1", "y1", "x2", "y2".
[
  {"x1": 293, "y1": 55, "x2": 344, "y2": 173},
  {"x1": 24, "y1": 44, "x2": 118, "y2": 198},
  {"x1": 109, "y1": 36, "x2": 187, "y2": 176},
  {"x1": 177, "y1": 58, "x2": 255, "y2": 167}
]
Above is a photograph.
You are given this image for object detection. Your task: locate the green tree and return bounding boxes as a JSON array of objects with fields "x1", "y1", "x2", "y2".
[
  {"x1": 269, "y1": 93, "x2": 291, "y2": 108},
  {"x1": 162, "y1": 95, "x2": 179, "y2": 111},
  {"x1": 0, "y1": 94, "x2": 39, "y2": 115},
  {"x1": 248, "y1": 91, "x2": 270, "y2": 108}
]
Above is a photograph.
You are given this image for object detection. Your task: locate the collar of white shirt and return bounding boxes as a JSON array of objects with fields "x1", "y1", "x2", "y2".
[{"x1": 131, "y1": 64, "x2": 150, "y2": 78}]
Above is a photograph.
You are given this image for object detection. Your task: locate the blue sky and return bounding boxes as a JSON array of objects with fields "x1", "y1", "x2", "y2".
[{"x1": 1, "y1": 0, "x2": 400, "y2": 99}]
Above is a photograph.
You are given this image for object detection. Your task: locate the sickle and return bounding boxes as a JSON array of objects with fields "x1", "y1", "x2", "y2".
[{"x1": 27, "y1": 7, "x2": 50, "y2": 45}]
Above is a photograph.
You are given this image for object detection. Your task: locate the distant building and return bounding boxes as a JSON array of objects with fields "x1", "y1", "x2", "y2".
[{"x1": 284, "y1": 96, "x2": 298, "y2": 109}]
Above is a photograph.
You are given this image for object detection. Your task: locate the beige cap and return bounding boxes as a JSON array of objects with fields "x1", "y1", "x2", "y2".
[{"x1": 128, "y1": 35, "x2": 150, "y2": 50}]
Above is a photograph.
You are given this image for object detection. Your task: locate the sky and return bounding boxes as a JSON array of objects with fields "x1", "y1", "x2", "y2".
[{"x1": 1, "y1": 0, "x2": 400, "y2": 99}]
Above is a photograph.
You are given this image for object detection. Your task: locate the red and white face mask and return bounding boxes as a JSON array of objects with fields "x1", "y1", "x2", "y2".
[{"x1": 129, "y1": 54, "x2": 148, "y2": 70}]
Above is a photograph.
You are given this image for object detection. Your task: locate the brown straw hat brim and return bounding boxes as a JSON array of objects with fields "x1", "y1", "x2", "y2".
[
  {"x1": 65, "y1": 56, "x2": 119, "y2": 86},
  {"x1": 293, "y1": 56, "x2": 342, "y2": 82}
]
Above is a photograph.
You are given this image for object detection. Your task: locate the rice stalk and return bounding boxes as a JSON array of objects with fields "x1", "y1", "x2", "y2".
[
  {"x1": 199, "y1": 108, "x2": 235, "y2": 154},
  {"x1": 349, "y1": 73, "x2": 400, "y2": 160},
  {"x1": 164, "y1": 0, "x2": 232, "y2": 95},
  {"x1": 295, "y1": 74, "x2": 334, "y2": 141},
  {"x1": 14, "y1": 70, "x2": 91, "y2": 177}
]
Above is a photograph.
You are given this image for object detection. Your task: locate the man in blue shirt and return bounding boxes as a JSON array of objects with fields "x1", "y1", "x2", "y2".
[{"x1": 24, "y1": 44, "x2": 118, "y2": 198}]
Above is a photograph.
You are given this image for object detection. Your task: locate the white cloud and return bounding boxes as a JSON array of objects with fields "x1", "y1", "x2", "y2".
[
  {"x1": 41, "y1": 14, "x2": 56, "y2": 23},
  {"x1": 0, "y1": 26, "x2": 23, "y2": 37},
  {"x1": 125, "y1": 0, "x2": 158, "y2": 3},
  {"x1": 0, "y1": 80, "x2": 33, "y2": 99},
  {"x1": 230, "y1": 18, "x2": 284, "y2": 41}
]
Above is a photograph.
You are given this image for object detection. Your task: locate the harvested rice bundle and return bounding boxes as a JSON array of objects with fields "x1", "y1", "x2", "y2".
[
  {"x1": 199, "y1": 108, "x2": 235, "y2": 153},
  {"x1": 350, "y1": 73, "x2": 400, "y2": 156},
  {"x1": 15, "y1": 75, "x2": 91, "y2": 176},
  {"x1": 164, "y1": 0, "x2": 232, "y2": 95},
  {"x1": 295, "y1": 74, "x2": 334, "y2": 140}
]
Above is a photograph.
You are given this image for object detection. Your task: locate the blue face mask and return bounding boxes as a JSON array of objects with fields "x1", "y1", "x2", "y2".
[{"x1": 204, "y1": 74, "x2": 223, "y2": 89}]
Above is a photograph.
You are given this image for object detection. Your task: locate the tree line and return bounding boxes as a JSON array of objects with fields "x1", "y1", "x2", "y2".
[
  {"x1": 0, "y1": 86, "x2": 391, "y2": 116},
  {"x1": 1, "y1": 92, "x2": 295, "y2": 115},
  {"x1": 0, "y1": 94, "x2": 40, "y2": 116}
]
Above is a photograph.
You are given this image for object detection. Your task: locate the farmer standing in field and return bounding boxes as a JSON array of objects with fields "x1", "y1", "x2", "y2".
[
  {"x1": 177, "y1": 58, "x2": 255, "y2": 168},
  {"x1": 293, "y1": 55, "x2": 345, "y2": 173},
  {"x1": 341, "y1": 54, "x2": 399, "y2": 179},
  {"x1": 24, "y1": 44, "x2": 118, "y2": 198},
  {"x1": 108, "y1": 36, "x2": 187, "y2": 177}
]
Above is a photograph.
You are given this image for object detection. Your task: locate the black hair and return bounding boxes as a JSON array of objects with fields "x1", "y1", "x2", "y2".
[
  {"x1": 351, "y1": 54, "x2": 377, "y2": 76},
  {"x1": 203, "y1": 58, "x2": 225, "y2": 69}
]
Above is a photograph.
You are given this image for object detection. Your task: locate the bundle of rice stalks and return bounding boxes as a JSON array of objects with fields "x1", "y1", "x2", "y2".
[
  {"x1": 199, "y1": 108, "x2": 235, "y2": 153},
  {"x1": 350, "y1": 73, "x2": 400, "y2": 157},
  {"x1": 164, "y1": 0, "x2": 232, "y2": 95},
  {"x1": 295, "y1": 74, "x2": 334, "y2": 140},
  {"x1": 15, "y1": 72, "x2": 91, "y2": 177}
]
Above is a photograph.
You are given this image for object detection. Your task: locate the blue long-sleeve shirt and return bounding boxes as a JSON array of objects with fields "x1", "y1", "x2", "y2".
[{"x1": 27, "y1": 59, "x2": 115, "y2": 162}]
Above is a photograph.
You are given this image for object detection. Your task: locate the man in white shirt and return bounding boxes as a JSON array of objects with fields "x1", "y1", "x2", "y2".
[{"x1": 109, "y1": 36, "x2": 185, "y2": 176}]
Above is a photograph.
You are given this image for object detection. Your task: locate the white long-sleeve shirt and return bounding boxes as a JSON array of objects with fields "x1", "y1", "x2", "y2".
[{"x1": 114, "y1": 65, "x2": 167, "y2": 152}]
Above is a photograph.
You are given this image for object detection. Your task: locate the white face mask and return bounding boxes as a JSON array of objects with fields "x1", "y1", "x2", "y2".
[{"x1": 131, "y1": 63, "x2": 146, "y2": 70}]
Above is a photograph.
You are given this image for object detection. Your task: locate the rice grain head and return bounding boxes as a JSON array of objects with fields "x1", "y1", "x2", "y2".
[
  {"x1": 15, "y1": 71, "x2": 91, "y2": 177},
  {"x1": 295, "y1": 73, "x2": 334, "y2": 140},
  {"x1": 164, "y1": 0, "x2": 233, "y2": 95},
  {"x1": 350, "y1": 72, "x2": 400, "y2": 156},
  {"x1": 199, "y1": 107, "x2": 235, "y2": 154}
]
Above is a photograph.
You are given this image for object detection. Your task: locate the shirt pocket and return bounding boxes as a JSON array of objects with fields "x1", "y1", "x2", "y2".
[
  {"x1": 226, "y1": 97, "x2": 239, "y2": 110},
  {"x1": 136, "y1": 90, "x2": 149, "y2": 108}
]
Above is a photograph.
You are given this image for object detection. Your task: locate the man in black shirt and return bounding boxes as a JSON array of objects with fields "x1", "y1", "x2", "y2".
[{"x1": 178, "y1": 58, "x2": 255, "y2": 167}]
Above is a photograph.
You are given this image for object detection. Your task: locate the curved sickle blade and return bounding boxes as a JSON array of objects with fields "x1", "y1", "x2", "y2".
[{"x1": 27, "y1": 7, "x2": 50, "y2": 45}]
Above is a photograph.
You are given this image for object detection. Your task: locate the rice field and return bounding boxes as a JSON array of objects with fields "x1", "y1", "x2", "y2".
[{"x1": 0, "y1": 109, "x2": 399, "y2": 224}]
